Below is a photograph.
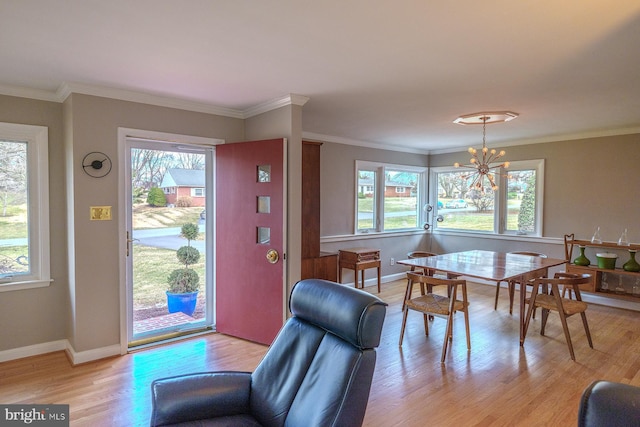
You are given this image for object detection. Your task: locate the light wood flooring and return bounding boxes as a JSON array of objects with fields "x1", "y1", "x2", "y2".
[{"x1": 1, "y1": 279, "x2": 639, "y2": 426}]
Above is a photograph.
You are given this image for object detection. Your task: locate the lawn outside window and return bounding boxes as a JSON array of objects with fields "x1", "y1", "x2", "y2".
[
  {"x1": 431, "y1": 159, "x2": 544, "y2": 236},
  {"x1": 0, "y1": 122, "x2": 51, "y2": 292},
  {"x1": 355, "y1": 160, "x2": 427, "y2": 234}
]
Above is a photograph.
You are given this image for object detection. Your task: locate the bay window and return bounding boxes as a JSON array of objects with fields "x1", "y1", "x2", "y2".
[{"x1": 432, "y1": 159, "x2": 544, "y2": 236}]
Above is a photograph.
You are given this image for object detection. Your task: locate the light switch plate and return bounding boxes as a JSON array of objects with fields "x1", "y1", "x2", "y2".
[{"x1": 90, "y1": 206, "x2": 112, "y2": 221}]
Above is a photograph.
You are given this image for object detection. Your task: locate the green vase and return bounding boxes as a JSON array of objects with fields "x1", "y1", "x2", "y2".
[
  {"x1": 573, "y1": 246, "x2": 590, "y2": 266},
  {"x1": 623, "y1": 250, "x2": 640, "y2": 272}
]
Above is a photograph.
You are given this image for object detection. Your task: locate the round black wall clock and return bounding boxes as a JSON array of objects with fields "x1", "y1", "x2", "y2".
[{"x1": 82, "y1": 151, "x2": 112, "y2": 178}]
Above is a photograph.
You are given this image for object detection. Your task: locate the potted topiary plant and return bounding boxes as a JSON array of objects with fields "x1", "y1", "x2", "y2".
[{"x1": 166, "y1": 222, "x2": 200, "y2": 316}]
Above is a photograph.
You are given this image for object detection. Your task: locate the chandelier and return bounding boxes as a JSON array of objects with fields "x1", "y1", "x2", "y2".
[{"x1": 453, "y1": 111, "x2": 518, "y2": 191}]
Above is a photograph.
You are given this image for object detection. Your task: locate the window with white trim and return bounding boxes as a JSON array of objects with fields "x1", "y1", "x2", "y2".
[
  {"x1": 432, "y1": 159, "x2": 544, "y2": 236},
  {"x1": 356, "y1": 161, "x2": 427, "y2": 233},
  {"x1": 0, "y1": 122, "x2": 51, "y2": 291}
]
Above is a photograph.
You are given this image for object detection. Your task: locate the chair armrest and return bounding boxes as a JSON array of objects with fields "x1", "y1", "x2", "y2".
[
  {"x1": 150, "y1": 371, "x2": 252, "y2": 426},
  {"x1": 578, "y1": 380, "x2": 640, "y2": 427}
]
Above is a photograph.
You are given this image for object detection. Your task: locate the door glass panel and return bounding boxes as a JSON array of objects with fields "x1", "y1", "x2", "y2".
[
  {"x1": 128, "y1": 144, "x2": 209, "y2": 345},
  {"x1": 257, "y1": 164, "x2": 271, "y2": 182},
  {"x1": 257, "y1": 196, "x2": 270, "y2": 213},
  {"x1": 257, "y1": 227, "x2": 270, "y2": 244}
]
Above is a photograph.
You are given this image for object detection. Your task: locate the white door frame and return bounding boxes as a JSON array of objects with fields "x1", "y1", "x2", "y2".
[{"x1": 117, "y1": 127, "x2": 223, "y2": 354}]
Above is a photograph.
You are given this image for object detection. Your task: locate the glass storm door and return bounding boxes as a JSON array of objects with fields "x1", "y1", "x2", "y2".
[{"x1": 125, "y1": 138, "x2": 213, "y2": 346}]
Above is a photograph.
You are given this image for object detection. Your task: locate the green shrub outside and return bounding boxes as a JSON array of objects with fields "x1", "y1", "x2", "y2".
[{"x1": 147, "y1": 187, "x2": 167, "y2": 207}]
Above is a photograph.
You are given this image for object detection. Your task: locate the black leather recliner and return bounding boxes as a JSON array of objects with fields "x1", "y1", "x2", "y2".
[
  {"x1": 150, "y1": 279, "x2": 387, "y2": 427},
  {"x1": 578, "y1": 380, "x2": 640, "y2": 427}
]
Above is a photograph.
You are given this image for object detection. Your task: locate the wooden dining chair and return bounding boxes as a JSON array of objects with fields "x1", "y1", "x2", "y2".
[
  {"x1": 402, "y1": 251, "x2": 438, "y2": 310},
  {"x1": 399, "y1": 272, "x2": 470, "y2": 363},
  {"x1": 522, "y1": 272, "x2": 593, "y2": 360},
  {"x1": 494, "y1": 251, "x2": 548, "y2": 316}
]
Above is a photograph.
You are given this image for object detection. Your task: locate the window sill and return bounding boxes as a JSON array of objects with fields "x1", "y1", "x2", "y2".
[
  {"x1": 0, "y1": 278, "x2": 54, "y2": 292},
  {"x1": 322, "y1": 229, "x2": 427, "y2": 243}
]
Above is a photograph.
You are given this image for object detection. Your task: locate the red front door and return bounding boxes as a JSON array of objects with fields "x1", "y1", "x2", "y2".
[{"x1": 215, "y1": 139, "x2": 286, "y2": 345}]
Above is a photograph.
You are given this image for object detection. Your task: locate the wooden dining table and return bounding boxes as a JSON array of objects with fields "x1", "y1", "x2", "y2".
[{"x1": 397, "y1": 250, "x2": 567, "y2": 345}]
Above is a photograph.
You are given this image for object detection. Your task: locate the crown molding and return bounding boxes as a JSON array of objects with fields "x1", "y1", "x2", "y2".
[
  {"x1": 244, "y1": 93, "x2": 310, "y2": 118},
  {"x1": 428, "y1": 126, "x2": 640, "y2": 155},
  {"x1": 0, "y1": 83, "x2": 60, "y2": 102},
  {"x1": 1, "y1": 82, "x2": 310, "y2": 120},
  {"x1": 57, "y1": 82, "x2": 246, "y2": 118},
  {"x1": 302, "y1": 131, "x2": 431, "y2": 155}
]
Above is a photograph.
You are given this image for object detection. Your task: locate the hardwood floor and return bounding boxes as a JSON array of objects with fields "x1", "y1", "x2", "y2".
[{"x1": 1, "y1": 279, "x2": 639, "y2": 426}]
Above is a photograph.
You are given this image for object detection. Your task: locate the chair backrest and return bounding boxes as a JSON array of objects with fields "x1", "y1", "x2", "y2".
[
  {"x1": 530, "y1": 272, "x2": 592, "y2": 305},
  {"x1": 406, "y1": 271, "x2": 465, "y2": 289},
  {"x1": 407, "y1": 251, "x2": 437, "y2": 259},
  {"x1": 407, "y1": 251, "x2": 437, "y2": 273},
  {"x1": 250, "y1": 279, "x2": 387, "y2": 427}
]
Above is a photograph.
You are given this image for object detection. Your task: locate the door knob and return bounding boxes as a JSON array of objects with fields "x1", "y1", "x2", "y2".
[{"x1": 266, "y1": 249, "x2": 279, "y2": 264}]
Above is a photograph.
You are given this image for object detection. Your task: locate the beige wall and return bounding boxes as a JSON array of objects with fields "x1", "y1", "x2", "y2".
[
  {"x1": 317, "y1": 133, "x2": 640, "y2": 284},
  {"x1": 318, "y1": 142, "x2": 431, "y2": 282},
  {"x1": 245, "y1": 104, "x2": 304, "y2": 299},
  {"x1": 0, "y1": 95, "x2": 67, "y2": 352},
  {"x1": 430, "y1": 134, "x2": 640, "y2": 242},
  {"x1": 0, "y1": 92, "x2": 308, "y2": 360},
  {"x1": 1, "y1": 90, "x2": 638, "y2": 358},
  {"x1": 64, "y1": 94, "x2": 245, "y2": 353}
]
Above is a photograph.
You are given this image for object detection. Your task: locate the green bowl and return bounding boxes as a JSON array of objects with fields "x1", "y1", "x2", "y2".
[{"x1": 596, "y1": 253, "x2": 617, "y2": 269}]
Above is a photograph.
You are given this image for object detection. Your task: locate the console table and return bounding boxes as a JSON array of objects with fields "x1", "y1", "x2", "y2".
[{"x1": 338, "y1": 248, "x2": 381, "y2": 293}]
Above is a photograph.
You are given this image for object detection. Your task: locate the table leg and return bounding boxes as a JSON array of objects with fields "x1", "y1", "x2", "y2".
[
  {"x1": 376, "y1": 264, "x2": 381, "y2": 293},
  {"x1": 361, "y1": 269, "x2": 365, "y2": 289},
  {"x1": 518, "y1": 280, "x2": 525, "y2": 345}
]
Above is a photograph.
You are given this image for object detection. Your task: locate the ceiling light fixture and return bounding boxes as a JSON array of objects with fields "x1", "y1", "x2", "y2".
[{"x1": 453, "y1": 111, "x2": 518, "y2": 192}]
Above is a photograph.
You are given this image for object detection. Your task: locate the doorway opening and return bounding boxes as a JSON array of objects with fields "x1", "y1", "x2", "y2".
[{"x1": 122, "y1": 132, "x2": 216, "y2": 348}]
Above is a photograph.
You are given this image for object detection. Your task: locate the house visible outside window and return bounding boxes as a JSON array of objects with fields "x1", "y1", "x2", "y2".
[
  {"x1": 356, "y1": 161, "x2": 426, "y2": 233},
  {"x1": 432, "y1": 159, "x2": 544, "y2": 236},
  {"x1": 0, "y1": 122, "x2": 50, "y2": 291}
]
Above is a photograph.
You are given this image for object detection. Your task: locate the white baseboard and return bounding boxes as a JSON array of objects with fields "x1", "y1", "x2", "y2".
[
  {"x1": 65, "y1": 343, "x2": 122, "y2": 365},
  {"x1": 0, "y1": 340, "x2": 67, "y2": 363},
  {"x1": 0, "y1": 340, "x2": 123, "y2": 365}
]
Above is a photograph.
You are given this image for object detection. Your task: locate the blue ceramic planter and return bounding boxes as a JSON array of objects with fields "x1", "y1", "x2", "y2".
[{"x1": 166, "y1": 291, "x2": 198, "y2": 316}]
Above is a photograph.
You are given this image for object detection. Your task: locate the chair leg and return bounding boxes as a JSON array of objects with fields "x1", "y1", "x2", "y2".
[
  {"x1": 441, "y1": 311, "x2": 455, "y2": 363},
  {"x1": 580, "y1": 312, "x2": 594, "y2": 348},
  {"x1": 402, "y1": 277, "x2": 411, "y2": 312},
  {"x1": 399, "y1": 307, "x2": 409, "y2": 346},
  {"x1": 422, "y1": 313, "x2": 429, "y2": 336},
  {"x1": 558, "y1": 309, "x2": 576, "y2": 361},
  {"x1": 540, "y1": 308, "x2": 549, "y2": 335},
  {"x1": 522, "y1": 292, "x2": 537, "y2": 343},
  {"x1": 494, "y1": 281, "x2": 501, "y2": 310}
]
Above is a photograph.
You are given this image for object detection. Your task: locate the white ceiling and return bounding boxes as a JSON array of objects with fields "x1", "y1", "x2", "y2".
[{"x1": 2, "y1": 1, "x2": 640, "y2": 153}]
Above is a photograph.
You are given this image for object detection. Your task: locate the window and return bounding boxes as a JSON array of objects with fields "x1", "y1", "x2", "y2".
[
  {"x1": 0, "y1": 122, "x2": 50, "y2": 291},
  {"x1": 431, "y1": 159, "x2": 544, "y2": 236},
  {"x1": 356, "y1": 161, "x2": 426, "y2": 233},
  {"x1": 192, "y1": 187, "x2": 204, "y2": 197}
]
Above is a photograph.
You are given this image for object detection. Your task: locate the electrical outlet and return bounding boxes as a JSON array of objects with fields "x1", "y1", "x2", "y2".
[{"x1": 390, "y1": 257, "x2": 395, "y2": 265}]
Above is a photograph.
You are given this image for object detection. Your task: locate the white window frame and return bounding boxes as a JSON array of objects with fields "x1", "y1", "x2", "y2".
[
  {"x1": 0, "y1": 122, "x2": 51, "y2": 292},
  {"x1": 191, "y1": 187, "x2": 205, "y2": 197},
  {"x1": 355, "y1": 160, "x2": 427, "y2": 234},
  {"x1": 431, "y1": 159, "x2": 544, "y2": 237}
]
